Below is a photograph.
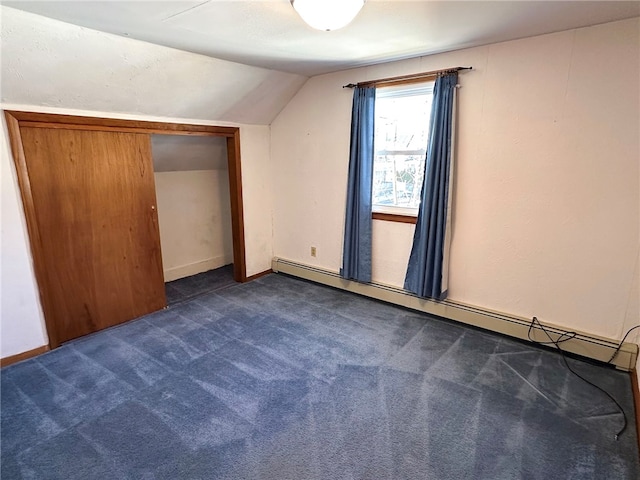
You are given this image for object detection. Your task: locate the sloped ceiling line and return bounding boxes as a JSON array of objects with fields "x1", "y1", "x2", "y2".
[
  {"x1": 2, "y1": 1, "x2": 639, "y2": 76},
  {"x1": 0, "y1": 7, "x2": 308, "y2": 125}
]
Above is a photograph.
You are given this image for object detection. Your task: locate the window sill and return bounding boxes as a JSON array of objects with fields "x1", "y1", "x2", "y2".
[{"x1": 372, "y1": 212, "x2": 417, "y2": 224}]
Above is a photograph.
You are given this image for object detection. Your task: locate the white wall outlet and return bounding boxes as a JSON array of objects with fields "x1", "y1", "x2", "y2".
[{"x1": 311, "y1": 246, "x2": 317, "y2": 257}]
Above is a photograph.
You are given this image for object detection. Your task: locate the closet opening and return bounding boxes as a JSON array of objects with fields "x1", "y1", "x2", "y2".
[
  {"x1": 151, "y1": 134, "x2": 236, "y2": 304},
  {"x1": 5, "y1": 111, "x2": 247, "y2": 348}
]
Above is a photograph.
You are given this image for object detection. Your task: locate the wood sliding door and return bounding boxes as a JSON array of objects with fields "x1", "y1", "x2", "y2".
[
  {"x1": 18, "y1": 127, "x2": 166, "y2": 346},
  {"x1": 6, "y1": 111, "x2": 246, "y2": 348}
]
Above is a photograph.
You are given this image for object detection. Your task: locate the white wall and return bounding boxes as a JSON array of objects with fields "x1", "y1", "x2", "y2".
[
  {"x1": 0, "y1": 115, "x2": 49, "y2": 356},
  {"x1": 155, "y1": 170, "x2": 233, "y2": 282},
  {"x1": 240, "y1": 124, "x2": 273, "y2": 276},
  {"x1": 271, "y1": 19, "x2": 640, "y2": 346},
  {"x1": 151, "y1": 135, "x2": 228, "y2": 172}
]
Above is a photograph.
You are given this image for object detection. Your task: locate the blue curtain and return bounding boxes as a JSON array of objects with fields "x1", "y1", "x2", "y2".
[
  {"x1": 404, "y1": 73, "x2": 458, "y2": 299},
  {"x1": 341, "y1": 87, "x2": 376, "y2": 282}
]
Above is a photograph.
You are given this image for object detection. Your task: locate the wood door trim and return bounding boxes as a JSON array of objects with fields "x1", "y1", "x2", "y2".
[
  {"x1": 245, "y1": 269, "x2": 273, "y2": 281},
  {"x1": 0, "y1": 345, "x2": 50, "y2": 368},
  {"x1": 18, "y1": 122, "x2": 235, "y2": 137},
  {"x1": 5, "y1": 114, "x2": 62, "y2": 347},
  {"x1": 631, "y1": 370, "x2": 640, "y2": 458},
  {"x1": 8, "y1": 111, "x2": 238, "y2": 136},
  {"x1": 5, "y1": 111, "x2": 249, "y2": 347},
  {"x1": 226, "y1": 132, "x2": 246, "y2": 282}
]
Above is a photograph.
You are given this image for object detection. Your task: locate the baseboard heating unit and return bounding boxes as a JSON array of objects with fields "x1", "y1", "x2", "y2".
[{"x1": 272, "y1": 257, "x2": 637, "y2": 372}]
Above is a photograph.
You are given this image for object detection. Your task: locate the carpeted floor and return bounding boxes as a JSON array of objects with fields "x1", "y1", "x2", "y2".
[
  {"x1": 165, "y1": 265, "x2": 236, "y2": 305},
  {"x1": 2, "y1": 273, "x2": 638, "y2": 479}
]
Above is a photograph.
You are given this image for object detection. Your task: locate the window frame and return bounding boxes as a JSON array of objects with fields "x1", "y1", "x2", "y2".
[
  {"x1": 371, "y1": 212, "x2": 417, "y2": 224},
  {"x1": 371, "y1": 80, "x2": 435, "y2": 223}
]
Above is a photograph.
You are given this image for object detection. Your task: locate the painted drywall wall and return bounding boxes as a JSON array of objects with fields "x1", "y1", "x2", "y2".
[
  {"x1": 271, "y1": 19, "x2": 640, "y2": 345},
  {"x1": 621, "y1": 247, "x2": 640, "y2": 380},
  {"x1": 240, "y1": 124, "x2": 274, "y2": 276},
  {"x1": 0, "y1": 7, "x2": 307, "y2": 125},
  {"x1": 154, "y1": 170, "x2": 233, "y2": 282},
  {"x1": 152, "y1": 135, "x2": 228, "y2": 172},
  {"x1": 0, "y1": 115, "x2": 49, "y2": 357}
]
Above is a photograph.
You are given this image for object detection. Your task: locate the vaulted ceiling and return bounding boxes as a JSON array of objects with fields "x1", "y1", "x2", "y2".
[
  {"x1": 2, "y1": 2, "x2": 638, "y2": 125},
  {"x1": 4, "y1": 1, "x2": 640, "y2": 76},
  {"x1": 0, "y1": 7, "x2": 307, "y2": 124}
]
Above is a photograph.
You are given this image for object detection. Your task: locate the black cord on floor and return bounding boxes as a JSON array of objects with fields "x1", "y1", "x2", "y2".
[
  {"x1": 608, "y1": 325, "x2": 640, "y2": 364},
  {"x1": 527, "y1": 317, "x2": 628, "y2": 441}
]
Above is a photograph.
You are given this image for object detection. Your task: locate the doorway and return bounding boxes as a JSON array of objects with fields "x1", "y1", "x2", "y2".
[{"x1": 150, "y1": 134, "x2": 236, "y2": 304}]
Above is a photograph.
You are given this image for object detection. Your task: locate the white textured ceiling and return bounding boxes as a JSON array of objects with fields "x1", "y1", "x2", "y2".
[
  {"x1": 3, "y1": 1, "x2": 640, "y2": 76},
  {"x1": 0, "y1": 7, "x2": 307, "y2": 124}
]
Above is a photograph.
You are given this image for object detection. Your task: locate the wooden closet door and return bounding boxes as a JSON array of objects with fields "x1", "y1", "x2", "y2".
[{"x1": 20, "y1": 127, "x2": 166, "y2": 346}]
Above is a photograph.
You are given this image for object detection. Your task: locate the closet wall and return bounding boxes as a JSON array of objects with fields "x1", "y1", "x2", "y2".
[{"x1": 151, "y1": 135, "x2": 233, "y2": 282}]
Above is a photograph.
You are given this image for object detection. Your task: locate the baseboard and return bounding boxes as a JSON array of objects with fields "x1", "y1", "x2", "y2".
[
  {"x1": 164, "y1": 256, "x2": 232, "y2": 282},
  {"x1": 632, "y1": 370, "x2": 640, "y2": 457},
  {"x1": 272, "y1": 257, "x2": 638, "y2": 371},
  {"x1": 245, "y1": 269, "x2": 273, "y2": 282},
  {"x1": 1, "y1": 345, "x2": 50, "y2": 367}
]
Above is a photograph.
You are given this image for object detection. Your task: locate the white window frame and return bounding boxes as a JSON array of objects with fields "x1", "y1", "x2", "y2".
[{"x1": 372, "y1": 82, "x2": 434, "y2": 217}]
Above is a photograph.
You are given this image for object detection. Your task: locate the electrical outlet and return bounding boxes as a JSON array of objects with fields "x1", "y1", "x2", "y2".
[{"x1": 311, "y1": 246, "x2": 317, "y2": 257}]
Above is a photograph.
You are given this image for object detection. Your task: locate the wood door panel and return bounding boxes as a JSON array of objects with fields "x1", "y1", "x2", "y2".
[{"x1": 20, "y1": 127, "x2": 166, "y2": 344}]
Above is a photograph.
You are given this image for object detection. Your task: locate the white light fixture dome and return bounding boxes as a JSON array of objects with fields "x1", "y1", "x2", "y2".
[{"x1": 291, "y1": 0, "x2": 366, "y2": 31}]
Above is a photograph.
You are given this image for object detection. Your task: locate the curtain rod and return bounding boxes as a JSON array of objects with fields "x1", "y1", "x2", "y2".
[{"x1": 342, "y1": 66, "x2": 472, "y2": 89}]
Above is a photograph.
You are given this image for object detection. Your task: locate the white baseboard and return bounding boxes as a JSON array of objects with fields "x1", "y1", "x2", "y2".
[
  {"x1": 272, "y1": 257, "x2": 638, "y2": 372},
  {"x1": 164, "y1": 256, "x2": 232, "y2": 282}
]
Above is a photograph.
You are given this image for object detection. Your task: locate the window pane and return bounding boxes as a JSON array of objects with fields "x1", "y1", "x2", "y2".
[
  {"x1": 372, "y1": 154, "x2": 425, "y2": 208},
  {"x1": 373, "y1": 85, "x2": 433, "y2": 211}
]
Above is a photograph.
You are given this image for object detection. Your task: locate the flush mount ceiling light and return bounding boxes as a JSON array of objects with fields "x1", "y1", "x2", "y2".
[{"x1": 291, "y1": 0, "x2": 366, "y2": 31}]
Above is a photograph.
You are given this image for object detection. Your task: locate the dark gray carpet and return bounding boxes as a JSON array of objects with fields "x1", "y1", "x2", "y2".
[
  {"x1": 2, "y1": 273, "x2": 638, "y2": 479},
  {"x1": 165, "y1": 265, "x2": 236, "y2": 306}
]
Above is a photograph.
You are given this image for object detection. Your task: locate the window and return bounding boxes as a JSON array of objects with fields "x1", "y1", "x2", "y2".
[{"x1": 372, "y1": 82, "x2": 434, "y2": 216}]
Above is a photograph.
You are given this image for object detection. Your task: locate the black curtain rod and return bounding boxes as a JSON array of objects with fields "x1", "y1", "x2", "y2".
[{"x1": 343, "y1": 66, "x2": 472, "y2": 89}]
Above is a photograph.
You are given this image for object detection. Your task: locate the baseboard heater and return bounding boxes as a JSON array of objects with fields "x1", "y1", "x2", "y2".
[{"x1": 272, "y1": 257, "x2": 637, "y2": 372}]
